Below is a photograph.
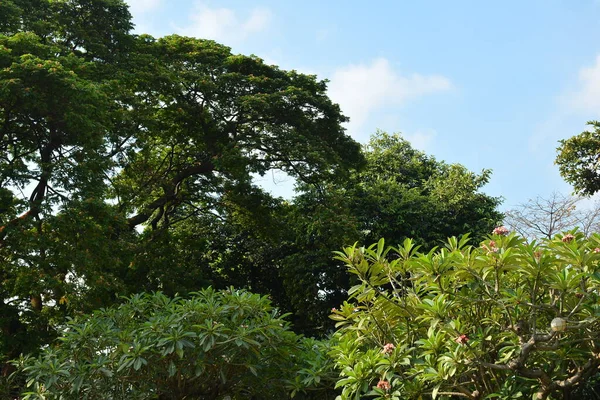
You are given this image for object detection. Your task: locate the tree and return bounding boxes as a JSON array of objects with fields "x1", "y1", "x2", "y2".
[
  {"x1": 16, "y1": 288, "x2": 335, "y2": 399},
  {"x1": 0, "y1": 0, "x2": 362, "y2": 373},
  {"x1": 331, "y1": 231, "x2": 600, "y2": 400},
  {"x1": 556, "y1": 121, "x2": 600, "y2": 196},
  {"x1": 504, "y1": 192, "x2": 600, "y2": 239},
  {"x1": 352, "y1": 132, "x2": 503, "y2": 248}
]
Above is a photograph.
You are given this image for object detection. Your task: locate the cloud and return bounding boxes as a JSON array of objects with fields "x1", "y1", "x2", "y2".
[
  {"x1": 177, "y1": 3, "x2": 272, "y2": 44},
  {"x1": 126, "y1": 0, "x2": 162, "y2": 16},
  {"x1": 327, "y1": 58, "x2": 452, "y2": 137},
  {"x1": 403, "y1": 129, "x2": 438, "y2": 152},
  {"x1": 565, "y1": 55, "x2": 600, "y2": 113}
]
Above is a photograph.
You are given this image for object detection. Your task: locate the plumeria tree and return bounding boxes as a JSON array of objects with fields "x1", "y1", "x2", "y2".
[
  {"x1": 15, "y1": 288, "x2": 336, "y2": 400},
  {"x1": 330, "y1": 228, "x2": 600, "y2": 399}
]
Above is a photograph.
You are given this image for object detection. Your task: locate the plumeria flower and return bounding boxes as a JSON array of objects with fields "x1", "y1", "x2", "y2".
[
  {"x1": 562, "y1": 234, "x2": 575, "y2": 243},
  {"x1": 482, "y1": 240, "x2": 499, "y2": 254},
  {"x1": 492, "y1": 226, "x2": 509, "y2": 236},
  {"x1": 381, "y1": 343, "x2": 395, "y2": 355},
  {"x1": 377, "y1": 379, "x2": 391, "y2": 391},
  {"x1": 455, "y1": 334, "x2": 469, "y2": 345}
]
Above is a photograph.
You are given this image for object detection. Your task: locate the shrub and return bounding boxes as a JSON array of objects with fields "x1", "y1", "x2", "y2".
[
  {"x1": 330, "y1": 231, "x2": 600, "y2": 399},
  {"x1": 17, "y1": 288, "x2": 309, "y2": 399}
]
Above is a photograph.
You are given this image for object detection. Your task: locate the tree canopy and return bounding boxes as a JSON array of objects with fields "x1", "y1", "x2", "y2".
[
  {"x1": 0, "y1": 0, "x2": 362, "y2": 371},
  {"x1": 351, "y1": 132, "x2": 502, "y2": 247}
]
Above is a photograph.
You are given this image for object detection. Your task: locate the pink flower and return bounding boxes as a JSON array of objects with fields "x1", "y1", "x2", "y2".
[
  {"x1": 492, "y1": 226, "x2": 509, "y2": 236},
  {"x1": 481, "y1": 241, "x2": 499, "y2": 254},
  {"x1": 377, "y1": 379, "x2": 391, "y2": 391},
  {"x1": 381, "y1": 343, "x2": 395, "y2": 355},
  {"x1": 562, "y1": 234, "x2": 575, "y2": 243},
  {"x1": 455, "y1": 334, "x2": 469, "y2": 345},
  {"x1": 594, "y1": 248, "x2": 600, "y2": 254},
  {"x1": 331, "y1": 307, "x2": 337, "y2": 312}
]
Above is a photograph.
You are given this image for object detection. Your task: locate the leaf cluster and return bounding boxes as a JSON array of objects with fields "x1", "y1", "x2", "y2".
[
  {"x1": 17, "y1": 288, "x2": 317, "y2": 399},
  {"x1": 331, "y1": 231, "x2": 600, "y2": 399}
]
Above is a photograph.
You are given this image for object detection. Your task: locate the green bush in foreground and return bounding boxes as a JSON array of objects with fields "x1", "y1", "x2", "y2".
[
  {"x1": 17, "y1": 288, "x2": 333, "y2": 400},
  {"x1": 330, "y1": 230, "x2": 600, "y2": 399}
]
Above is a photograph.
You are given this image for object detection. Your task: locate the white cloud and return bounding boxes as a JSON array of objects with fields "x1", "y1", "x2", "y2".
[
  {"x1": 126, "y1": 0, "x2": 162, "y2": 16},
  {"x1": 327, "y1": 58, "x2": 452, "y2": 137},
  {"x1": 403, "y1": 129, "x2": 438, "y2": 152},
  {"x1": 177, "y1": 3, "x2": 272, "y2": 44},
  {"x1": 565, "y1": 55, "x2": 600, "y2": 113},
  {"x1": 243, "y1": 8, "x2": 271, "y2": 34}
]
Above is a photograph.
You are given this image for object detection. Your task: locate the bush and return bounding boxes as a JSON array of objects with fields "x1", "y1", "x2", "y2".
[
  {"x1": 330, "y1": 230, "x2": 600, "y2": 399},
  {"x1": 17, "y1": 288, "x2": 316, "y2": 399}
]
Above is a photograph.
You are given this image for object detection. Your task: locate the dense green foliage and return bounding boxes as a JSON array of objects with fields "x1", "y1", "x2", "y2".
[
  {"x1": 0, "y1": 0, "x2": 362, "y2": 368},
  {"x1": 330, "y1": 231, "x2": 600, "y2": 399},
  {"x1": 17, "y1": 288, "x2": 336, "y2": 400},
  {"x1": 1, "y1": 0, "x2": 507, "y2": 397},
  {"x1": 348, "y1": 132, "x2": 502, "y2": 247},
  {"x1": 180, "y1": 132, "x2": 503, "y2": 335},
  {"x1": 274, "y1": 132, "x2": 503, "y2": 332},
  {"x1": 556, "y1": 121, "x2": 600, "y2": 196}
]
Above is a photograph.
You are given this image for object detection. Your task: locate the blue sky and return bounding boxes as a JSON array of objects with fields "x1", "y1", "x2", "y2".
[{"x1": 125, "y1": 0, "x2": 600, "y2": 210}]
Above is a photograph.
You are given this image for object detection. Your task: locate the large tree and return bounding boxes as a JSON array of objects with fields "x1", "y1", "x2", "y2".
[{"x1": 0, "y1": 0, "x2": 362, "y2": 374}]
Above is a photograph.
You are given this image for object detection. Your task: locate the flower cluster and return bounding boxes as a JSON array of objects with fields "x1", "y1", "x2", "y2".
[
  {"x1": 455, "y1": 334, "x2": 469, "y2": 345},
  {"x1": 594, "y1": 248, "x2": 600, "y2": 254},
  {"x1": 381, "y1": 343, "x2": 395, "y2": 355},
  {"x1": 377, "y1": 379, "x2": 391, "y2": 391},
  {"x1": 562, "y1": 234, "x2": 575, "y2": 243},
  {"x1": 482, "y1": 240, "x2": 499, "y2": 254},
  {"x1": 492, "y1": 226, "x2": 509, "y2": 236}
]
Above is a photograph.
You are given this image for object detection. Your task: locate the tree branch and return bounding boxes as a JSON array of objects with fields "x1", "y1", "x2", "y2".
[{"x1": 126, "y1": 160, "x2": 214, "y2": 229}]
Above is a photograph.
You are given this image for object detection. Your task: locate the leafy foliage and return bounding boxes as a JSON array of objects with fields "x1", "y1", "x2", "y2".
[
  {"x1": 262, "y1": 132, "x2": 502, "y2": 334},
  {"x1": 556, "y1": 121, "x2": 600, "y2": 196},
  {"x1": 0, "y1": 0, "x2": 362, "y2": 366},
  {"x1": 134, "y1": 132, "x2": 503, "y2": 337},
  {"x1": 1, "y1": 1, "x2": 507, "y2": 396},
  {"x1": 17, "y1": 288, "x2": 331, "y2": 400},
  {"x1": 352, "y1": 131, "x2": 503, "y2": 247},
  {"x1": 331, "y1": 231, "x2": 600, "y2": 399}
]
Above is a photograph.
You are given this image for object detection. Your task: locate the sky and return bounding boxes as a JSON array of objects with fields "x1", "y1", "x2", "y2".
[{"x1": 124, "y1": 0, "x2": 600, "y2": 210}]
